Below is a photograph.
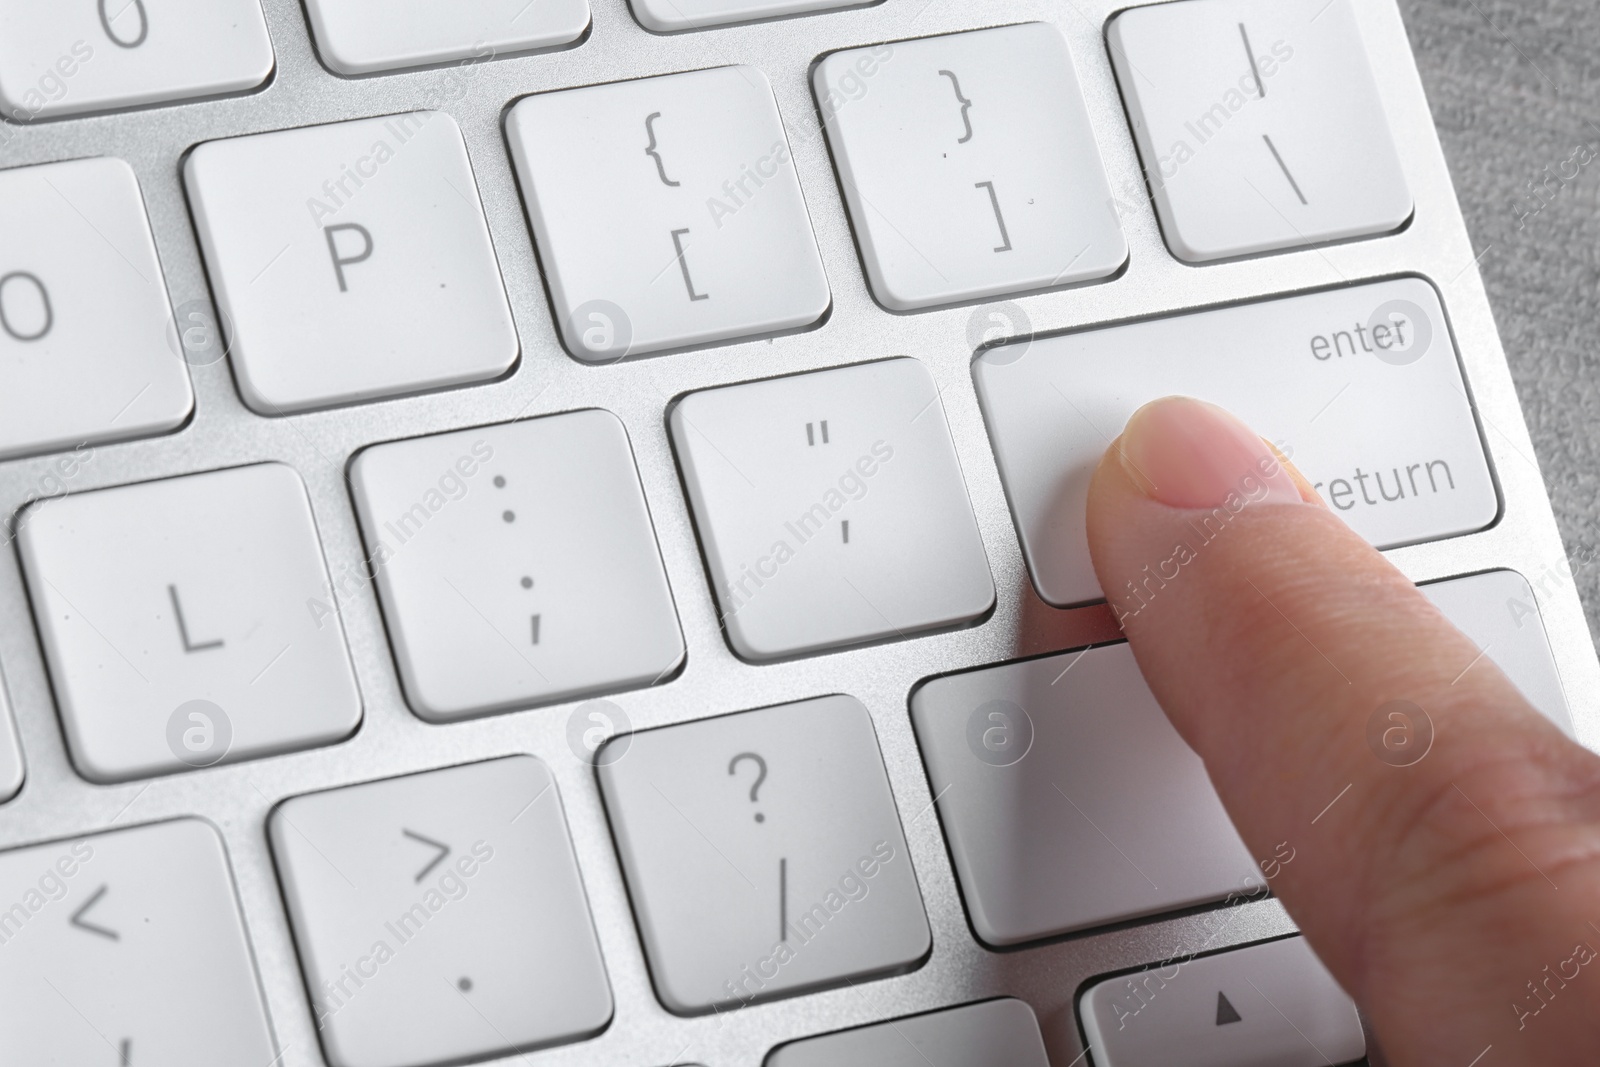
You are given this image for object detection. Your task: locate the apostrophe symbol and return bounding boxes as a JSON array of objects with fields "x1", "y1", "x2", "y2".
[{"x1": 728, "y1": 752, "x2": 768, "y2": 823}]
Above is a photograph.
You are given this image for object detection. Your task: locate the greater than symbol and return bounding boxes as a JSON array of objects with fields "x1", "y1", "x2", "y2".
[
  {"x1": 401, "y1": 828, "x2": 451, "y2": 883},
  {"x1": 1216, "y1": 991, "x2": 1242, "y2": 1025}
]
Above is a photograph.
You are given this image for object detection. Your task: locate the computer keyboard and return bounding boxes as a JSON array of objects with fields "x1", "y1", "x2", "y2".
[{"x1": 0, "y1": 1, "x2": 1594, "y2": 1066}]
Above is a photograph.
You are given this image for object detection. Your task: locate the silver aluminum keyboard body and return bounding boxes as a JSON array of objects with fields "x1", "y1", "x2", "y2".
[{"x1": 0, "y1": 0, "x2": 1595, "y2": 1064}]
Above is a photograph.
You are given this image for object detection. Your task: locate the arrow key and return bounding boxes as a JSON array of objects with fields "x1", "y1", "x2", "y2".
[{"x1": 1080, "y1": 936, "x2": 1366, "y2": 1066}]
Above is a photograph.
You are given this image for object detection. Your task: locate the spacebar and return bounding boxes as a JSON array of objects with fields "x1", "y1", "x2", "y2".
[{"x1": 973, "y1": 276, "x2": 1499, "y2": 607}]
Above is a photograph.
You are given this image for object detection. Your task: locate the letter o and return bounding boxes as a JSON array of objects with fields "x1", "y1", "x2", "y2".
[{"x1": 0, "y1": 272, "x2": 53, "y2": 342}]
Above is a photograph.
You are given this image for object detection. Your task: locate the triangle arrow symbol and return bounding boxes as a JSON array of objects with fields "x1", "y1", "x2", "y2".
[
  {"x1": 401, "y1": 828, "x2": 451, "y2": 883},
  {"x1": 1216, "y1": 991, "x2": 1242, "y2": 1026},
  {"x1": 70, "y1": 884, "x2": 119, "y2": 941}
]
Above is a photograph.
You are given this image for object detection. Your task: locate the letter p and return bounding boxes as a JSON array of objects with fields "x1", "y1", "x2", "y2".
[{"x1": 324, "y1": 223, "x2": 374, "y2": 293}]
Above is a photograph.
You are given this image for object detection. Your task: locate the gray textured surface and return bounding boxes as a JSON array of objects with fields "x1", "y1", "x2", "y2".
[{"x1": 1401, "y1": 0, "x2": 1600, "y2": 644}]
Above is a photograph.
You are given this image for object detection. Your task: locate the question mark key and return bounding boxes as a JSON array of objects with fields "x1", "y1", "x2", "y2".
[{"x1": 597, "y1": 695, "x2": 931, "y2": 1012}]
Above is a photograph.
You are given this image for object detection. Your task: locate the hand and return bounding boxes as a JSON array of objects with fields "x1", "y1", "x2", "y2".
[{"x1": 1085, "y1": 396, "x2": 1600, "y2": 1065}]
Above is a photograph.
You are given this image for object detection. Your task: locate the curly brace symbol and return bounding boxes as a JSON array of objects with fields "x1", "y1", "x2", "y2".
[
  {"x1": 644, "y1": 112, "x2": 680, "y2": 187},
  {"x1": 939, "y1": 70, "x2": 973, "y2": 144}
]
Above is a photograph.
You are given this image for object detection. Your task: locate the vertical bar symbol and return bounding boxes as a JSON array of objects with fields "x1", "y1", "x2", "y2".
[
  {"x1": 530, "y1": 614, "x2": 541, "y2": 645},
  {"x1": 841, "y1": 520, "x2": 850, "y2": 544},
  {"x1": 779, "y1": 857, "x2": 788, "y2": 942}
]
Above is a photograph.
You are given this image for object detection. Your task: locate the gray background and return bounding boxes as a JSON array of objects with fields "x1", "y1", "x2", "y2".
[{"x1": 1403, "y1": 0, "x2": 1600, "y2": 642}]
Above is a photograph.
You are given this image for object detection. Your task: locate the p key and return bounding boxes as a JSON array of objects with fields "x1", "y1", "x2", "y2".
[{"x1": 185, "y1": 112, "x2": 519, "y2": 414}]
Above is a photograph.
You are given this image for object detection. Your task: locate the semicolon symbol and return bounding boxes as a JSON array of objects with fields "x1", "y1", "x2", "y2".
[
  {"x1": 401, "y1": 828, "x2": 450, "y2": 883},
  {"x1": 645, "y1": 112, "x2": 681, "y2": 187},
  {"x1": 938, "y1": 70, "x2": 973, "y2": 144}
]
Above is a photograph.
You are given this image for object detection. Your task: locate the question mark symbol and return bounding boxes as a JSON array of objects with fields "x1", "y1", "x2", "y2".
[{"x1": 728, "y1": 752, "x2": 768, "y2": 823}]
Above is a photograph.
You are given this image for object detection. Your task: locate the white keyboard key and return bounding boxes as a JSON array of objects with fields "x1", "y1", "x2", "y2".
[
  {"x1": 1421, "y1": 570, "x2": 1574, "y2": 737},
  {"x1": 271, "y1": 757, "x2": 612, "y2": 1067},
  {"x1": 1080, "y1": 936, "x2": 1365, "y2": 1067},
  {"x1": 0, "y1": 671, "x2": 22, "y2": 803},
  {"x1": 630, "y1": 0, "x2": 866, "y2": 33},
  {"x1": 974, "y1": 277, "x2": 1496, "y2": 606},
  {"x1": 1108, "y1": 0, "x2": 1412, "y2": 262},
  {"x1": 597, "y1": 695, "x2": 930, "y2": 1013},
  {"x1": 0, "y1": 819, "x2": 276, "y2": 1065},
  {"x1": 18, "y1": 463, "x2": 362, "y2": 782},
  {"x1": 815, "y1": 24, "x2": 1127, "y2": 311},
  {"x1": 672, "y1": 358, "x2": 993, "y2": 660},
  {"x1": 186, "y1": 112, "x2": 518, "y2": 414},
  {"x1": 350, "y1": 410, "x2": 684, "y2": 722},
  {"x1": 304, "y1": 0, "x2": 589, "y2": 76},
  {"x1": 507, "y1": 66, "x2": 830, "y2": 362},
  {"x1": 0, "y1": 0, "x2": 272, "y2": 120},
  {"x1": 912, "y1": 644, "x2": 1257, "y2": 945},
  {"x1": 0, "y1": 157, "x2": 192, "y2": 461},
  {"x1": 768, "y1": 998, "x2": 1050, "y2": 1067}
]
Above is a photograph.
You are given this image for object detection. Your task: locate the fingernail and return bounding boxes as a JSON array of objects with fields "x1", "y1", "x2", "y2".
[{"x1": 1118, "y1": 397, "x2": 1304, "y2": 509}]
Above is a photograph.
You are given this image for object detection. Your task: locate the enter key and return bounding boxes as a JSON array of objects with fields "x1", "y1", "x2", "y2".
[{"x1": 974, "y1": 276, "x2": 1497, "y2": 607}]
